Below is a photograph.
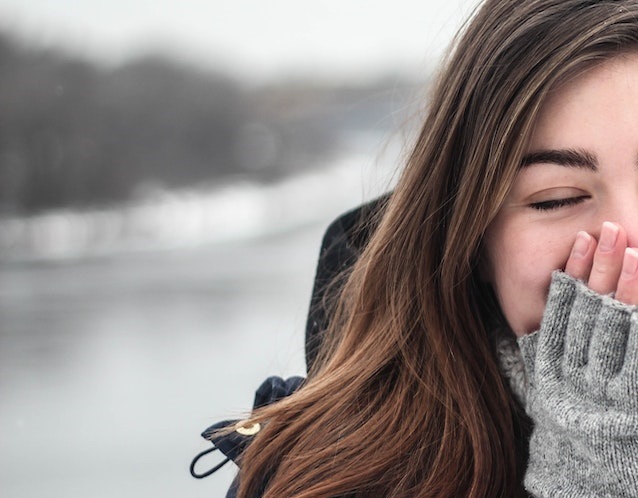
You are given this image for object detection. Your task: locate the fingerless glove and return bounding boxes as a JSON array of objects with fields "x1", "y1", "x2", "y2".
[{"x1": 518, "y1": 271, "x2": 638, "y2": 497}]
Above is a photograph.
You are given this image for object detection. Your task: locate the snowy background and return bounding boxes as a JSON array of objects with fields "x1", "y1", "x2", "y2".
[{"x1": 0, "y1": 1, "x2": 478, "y2": 496}]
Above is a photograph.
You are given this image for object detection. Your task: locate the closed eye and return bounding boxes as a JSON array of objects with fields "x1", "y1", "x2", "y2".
[{"x1": 528, "y1": 196, "x2": 590, "y2": 211}]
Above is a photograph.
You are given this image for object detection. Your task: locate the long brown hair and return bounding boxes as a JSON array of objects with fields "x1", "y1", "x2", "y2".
[{"x1": 235, "y1": 1, "x2": 638, "y2": 496}]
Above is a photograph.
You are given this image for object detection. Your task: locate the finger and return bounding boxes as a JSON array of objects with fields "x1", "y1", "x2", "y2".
[
  {"x1": 587, "y1": 302, "x2": 631, "y2": 395},
  {"x1": 536, "y1": 272, "x2": 577, "y2": 382},
  {"x1": 563, "y1": 277, "x2": 601, "y2": 383},
  {"x1": 614, "y1": 248, "x2": 638, "y2": 305},
  {"x1": 587, "y1": 221, "x2": 626, "y2": 295},
  {"x1": 607, "y1": 315, "x2": 638, "y2": 409},
  {"x1": 564, "y1": 231, "x2": 595, "y2": 281}
]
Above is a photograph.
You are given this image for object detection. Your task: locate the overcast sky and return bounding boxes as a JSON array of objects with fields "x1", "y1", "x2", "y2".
[{"x1": 0, "y1": 0, "x2": 480, "y2": 83}]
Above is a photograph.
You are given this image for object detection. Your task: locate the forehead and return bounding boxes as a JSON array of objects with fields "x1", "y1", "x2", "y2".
[{"x1": 529, "y1": 53, "x2": 638, "y2": 151}]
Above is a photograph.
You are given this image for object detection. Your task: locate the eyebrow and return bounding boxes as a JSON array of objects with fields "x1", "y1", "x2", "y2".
[{"x1": 520, "y1": 148, "x2": 598, "y2": 171}]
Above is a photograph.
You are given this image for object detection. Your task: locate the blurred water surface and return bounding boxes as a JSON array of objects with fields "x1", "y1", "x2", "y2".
[
  {"x1": 0, "y1": 144, "x2": 398, "y2": 497},
  {"x1": 1, "y1": 225, "x2": 318, "y2": 497}
]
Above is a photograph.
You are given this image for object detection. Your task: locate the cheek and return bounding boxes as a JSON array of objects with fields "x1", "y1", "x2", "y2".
[
  {"x1": 492, "y1": 259, "x2": 551, "y2": 335},
  {"x1": 486, "y1": 226, "x2": 574, "y2": 336}
]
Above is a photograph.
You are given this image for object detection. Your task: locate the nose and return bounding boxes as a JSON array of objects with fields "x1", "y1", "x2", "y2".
[{"x1": 600, "y1": 197, "x2": 638, "y2": 248}]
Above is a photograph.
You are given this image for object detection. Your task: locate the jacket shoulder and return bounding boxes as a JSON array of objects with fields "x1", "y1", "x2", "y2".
[{"x1": 304, "y1": 194, "x2": 390, "y2": 370}]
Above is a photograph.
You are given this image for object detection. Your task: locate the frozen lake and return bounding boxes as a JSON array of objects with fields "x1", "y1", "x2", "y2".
[
  {"x1": 0, "y1": 145, "x2": 398, "y2": 497},
  {"x1": 0, "y1": 223, "x2": 324, "y2": 497}
]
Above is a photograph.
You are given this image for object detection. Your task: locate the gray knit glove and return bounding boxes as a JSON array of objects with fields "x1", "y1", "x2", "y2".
[{"x1": 518, "y1": 271, "x2": 638, "y2": 497}]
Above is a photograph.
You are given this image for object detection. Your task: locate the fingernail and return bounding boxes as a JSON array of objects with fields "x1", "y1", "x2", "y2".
[
  {"x1": 599, "y1": 221, "x2": 619, "y2": 251},
  {"x1": 622, "y1": 248, "x2": 638, "y2": 279},
  {"x1": 571, "y1": 231, "x2": 591, "y2": 258}
]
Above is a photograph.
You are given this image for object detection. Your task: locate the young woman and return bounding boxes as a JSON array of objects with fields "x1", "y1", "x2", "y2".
[{"x1": 207, "y1": 0, "x2": 638, "y2": 496}]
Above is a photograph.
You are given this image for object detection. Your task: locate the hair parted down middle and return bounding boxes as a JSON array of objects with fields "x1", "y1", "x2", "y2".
[{"x1": 234, "y1": 1, "x2": 638, "y2": 496}]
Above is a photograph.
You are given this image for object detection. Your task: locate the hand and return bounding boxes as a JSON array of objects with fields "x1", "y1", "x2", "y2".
[
  {"x1": 519, "y1": 221, "x2": 638, "y2": 496},
  {"x1": 564, "y1": 221, "x2": 638, "y2": 304},
  {"x1": 519, "y1": 270, "x2": 638, "y2": 497}
]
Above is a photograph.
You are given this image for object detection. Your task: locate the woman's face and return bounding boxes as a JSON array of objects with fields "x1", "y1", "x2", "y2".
[{"x1": 484, "y1": 53, "x2": 638, "y2": 337}]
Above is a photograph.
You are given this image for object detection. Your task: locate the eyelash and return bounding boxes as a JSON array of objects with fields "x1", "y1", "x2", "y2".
[{"x1": 529, "y1": 196, "x2": 590, "y2": 211}]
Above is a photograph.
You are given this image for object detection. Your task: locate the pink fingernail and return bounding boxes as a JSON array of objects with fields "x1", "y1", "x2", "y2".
[
  {"x1": 571, "y1": 231, "x2": 591, "y2": 258},
  {"x1": 599, "y1": 222, "x2": 619, "y2": 251},
  {"x1": 622, "y1": 248, "x2": 638, "y2": 279}
]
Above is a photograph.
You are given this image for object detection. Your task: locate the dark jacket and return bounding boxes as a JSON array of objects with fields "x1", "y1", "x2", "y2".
[{"x1": 190, "y1": 197, "x2": 388, "y2": 497}]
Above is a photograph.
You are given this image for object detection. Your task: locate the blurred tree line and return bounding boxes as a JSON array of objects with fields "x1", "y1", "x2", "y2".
[{"x1": 0, "y1": 32, "x2": 417, "y2": 216}]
